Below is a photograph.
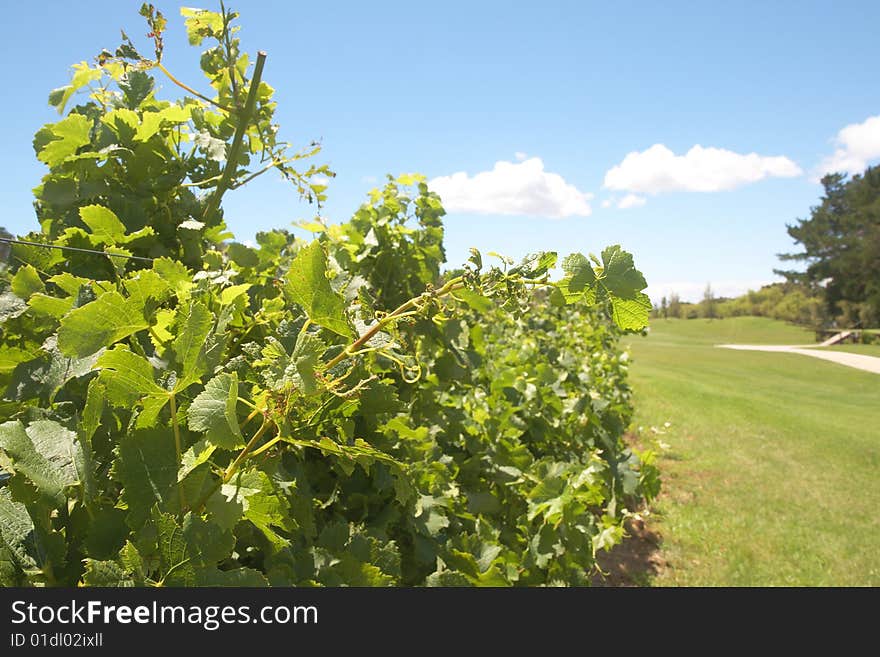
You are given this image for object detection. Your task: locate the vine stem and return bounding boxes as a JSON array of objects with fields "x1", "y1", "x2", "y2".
[
  {"x1": 223, "y1": 419, "x2": 271, "y2": 482},
  {"x1": 248, "y1": 433, "x2": 284, "y2": 459},
  {"x1": 231, "y1": 156, "x2": 292, "y2": 188},
  {"x1": 239, "y1": 407, "x2": 260, "y2": 430},
  {"x1": 189, "y1": 418, "x2": 272, "y2": 516},
  {"x1": 220, "y1": 1, "x2": 240, "y2": 109},
  {"x1": 202, "y1": 51, "x2": 267, "y2": 226},
  {"x1": 324, "y1": 276, "x2": 465, "y2": 371},
  {"x1": 168, "y1": 393, "x2": 187, "y2": 511},
  {"x1": 156, "y1": 62, "x2": 233, "y2": 112},
  {"x1": 156, "y1": 558, "x2": 192, "y2": 587}
]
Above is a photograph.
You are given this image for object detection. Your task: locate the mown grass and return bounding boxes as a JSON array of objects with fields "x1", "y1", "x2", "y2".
[
  {"x1": 813, "y1": 343, "x2": 880, "y2": 358},
  {"x1": 623, "y1": 317, "x2": 880, "y2": 586}
]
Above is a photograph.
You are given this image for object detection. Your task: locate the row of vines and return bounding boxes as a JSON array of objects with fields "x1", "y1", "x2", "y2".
[{"x1": 0, "y1": 4, "x2": 658, "y2": 586}]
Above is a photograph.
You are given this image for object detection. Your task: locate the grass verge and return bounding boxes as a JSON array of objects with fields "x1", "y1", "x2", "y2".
[{"x1": 621, "y1": 317, "x2": 880, "y2": 586}]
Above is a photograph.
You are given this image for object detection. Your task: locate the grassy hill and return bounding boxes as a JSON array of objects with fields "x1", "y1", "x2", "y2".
[{"x1": 623, "y1": 317, "x2": 880, "y2": 586}]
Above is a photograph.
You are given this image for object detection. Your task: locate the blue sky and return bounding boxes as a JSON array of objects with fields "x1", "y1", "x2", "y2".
[{"x1": 2, "y1": 1, "x2": 879, "y2": 301}]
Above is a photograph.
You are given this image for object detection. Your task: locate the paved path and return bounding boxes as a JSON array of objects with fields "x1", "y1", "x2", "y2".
[{"x1": 717, "y1": 344, "x2": 880, "y2": 374}]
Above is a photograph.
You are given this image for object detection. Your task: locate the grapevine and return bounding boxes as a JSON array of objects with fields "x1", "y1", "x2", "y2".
[{"x1": 0, "y1": 4, "x2": 657, "y2": 587}]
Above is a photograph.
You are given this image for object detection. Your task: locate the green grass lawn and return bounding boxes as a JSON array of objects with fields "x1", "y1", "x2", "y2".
[
  {"x1": 643, "y1": 316, "x2": 815, "y2": 346},
  {"x1": 811, "y1": 343, "x2": 880, "y2": 358},
  {"x1": 623, "y1": 317, "x2": 880, "y2": 586}
]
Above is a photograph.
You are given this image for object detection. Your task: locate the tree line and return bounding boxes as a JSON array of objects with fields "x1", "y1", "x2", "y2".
[{"x1": 655, "y1": 164, "x2": 880, "y2": 330}]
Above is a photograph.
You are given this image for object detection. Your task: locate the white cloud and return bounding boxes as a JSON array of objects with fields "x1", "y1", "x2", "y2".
[
  {"x1": 817, "y1": 115, "x2": 880, "y2": 176},
  {"x1": 514, "y1": 151, "x2": 528, "y2": 161},
  {"x1": 312, "y1": 175, "x2": 331, "y2": 186},
  {"x1": 617, "y1": 194, "x2": 646, "y2": 209},
  {"x1": 604, "y1": 144, "x2": 802, "y2": 194},
  {"x1": 601, "y1": 198, "x2": 613, "y2": 209},
  {"x1": 428, "y1": 157, "x2": 592, "y2": 218}
]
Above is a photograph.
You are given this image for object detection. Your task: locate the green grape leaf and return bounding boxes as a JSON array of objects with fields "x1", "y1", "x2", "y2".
[
  {"x1": 601, "y1": 245, "x2": 648, "y2": 298},
  {"x1": 172, "y1": 300, "x2": 213, "y2": 389},
  {"x1": 136, "y1": 105, "x2": 191, "y2": 142},
  {"x1": 82, "y1": 559, "x2": 134, "y2": 587},
  {"x1": 27, "y1": 293, "x2": 74, "y2": 318},
  {"x1": 80, "y1": 379, "x2": 104, "y2": 445},
  {"x1": 119, "y1": 70, "x2": 154, "y2": 106},
  {"x1": 11, "y1": 265, "x2": 45, "y2": 299},
  {"x1": 550, "y1": 278, "x2": 589, "y2": 306},
  {"x1": 509, "y1": 251, "x2": 557, "y2": 278},
  {"x1": 204, "y1": 486, "x2": 244, "y2": 532},
  {"x1": 187, "y1": 373, "x2": 243, "y2": 449},
  {"x1": 561, "y1": 253, "x2": 597, "y2": 292},
  {"x1": 0, "y1": 420, "x2": 85, "y2": 507},
  {"x1": 153, "y1": 257, "x2": 193, "y2": 296},
  {"x1": 219, "y1": 283, "x2": 251, "y2": 306},
  {"x1": 0, "y1": 346, "x2": 39, "y2": 376},
  {"x1": 527, "y1": 474, "x2": 568, "y2": 523},
  {"x1": 96, "y1": 347, "x2": 161, "y2": 402},
  {"x1": 153, "y1": 509, "x2": 196, "y2": 586},
  {"x1": 5, "y1": 336, "x2": 100, "y2": 404},
  {"x1": 610, "y1": 291, "x2": 653, "y2": 331},
  {"x1": 58, "y1": 291, "x2": 150, "y2": 358},
  {"x1": 9, "y1": 241, "x2": 64, "y2": 271},
  {"x1": 119, "y1": 541, "x2": 147, "y2": 585},
  {"x1": 559, "y1": 247, "x2": 649, "y2": 330},
  {"x1": 113, "y1": 429, "x2": 178, "y2": 528},
  {"x1": 182, "y1": 514, "x2": 234, "y2": 567},
  {"x1": 100, "y1": 108, "x2": 139, "y2": 142},
  {"x1": 49, "y1": 62, "x2": 102, "y2": 113},
  {"x1": 234, "y1": 471, "x2": 291, "y2": 552},
  {"x1": 318, "y1": 553, "x2": 396, "y2": 587},
  {"x1": 47, "y1": 273, "x2": 96, "y2": 296},
  {"x1": 0, "y1": 488, "x2": 43, "y2": 574},
  {"x1": 598, "y1": 246, "x2": 650, "y2": 330},
  {"x1": 181, "y1": 7, "x2": 225, "y2": 45},
  {"x1": 284, "y1": 241, "x2": 354, "y2": 338},
  {"x1": 84, "y1": 507, "x2": 128, "y2": 559},
  {"x1": 226, "y1": 243, "x2": 259, "y2": 268},
  {"x1": 124, "y1": 269, "x2": 172, "y2": 307},
  {"x1": 178, "y1": 438, "x2": 216, "y2": 483},
  {"x1": 290, "y1": 331, "x2": 325, "y2": 395},
  {"x1": 0, "y1": 541, "x2": 22, "y2": 586},
  {"x1": 96, "y1": 347, "x2": 169, "y2": 426},
  {"x1": 195, "y1": 567, "x2": 269, "y2": 587},
  {"x1": 443, "y1": 548, "x2": 509, "y2": 586},
  {"x1": 34, "y1": 114, "x2": 92, "y2": 166},
  {"x1": 0, "y1": 291, "x2": 28, "y2": 323},
  {"x1": 357, "y1": 380, "x2": 402, "y2": 417},
  {"x1": 453, "y1": 288, "x2": 493, "y2": 313},
  {"x1": 426, "y1": 569, "x2": 472, "y2": 587},
  {"x1": 79, "y1": 205, "x2": 127, "y2": 245}
]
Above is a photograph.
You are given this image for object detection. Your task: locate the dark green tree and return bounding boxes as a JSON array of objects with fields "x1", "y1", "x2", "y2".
[
  {"x1": 776, "y1": 167, "x2": 880, "y2": 326},
  {"x1": 668, "y1": 293, "x2": 681, "y2": 318},
  {"x1": 701, "y1": 283, "x2": 716, "y2": 319}
]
